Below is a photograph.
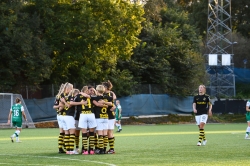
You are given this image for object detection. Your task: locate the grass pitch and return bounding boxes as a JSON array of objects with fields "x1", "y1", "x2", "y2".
[{"x1": 0, "y1": 123, "x2": 249, "y2": 166}]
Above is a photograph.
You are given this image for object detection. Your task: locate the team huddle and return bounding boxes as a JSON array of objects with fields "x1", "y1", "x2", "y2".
[{"x1": 53, "y1": 81, "x2": 122, "y2": 155}]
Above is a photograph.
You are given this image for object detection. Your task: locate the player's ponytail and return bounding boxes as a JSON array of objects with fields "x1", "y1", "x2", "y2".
[
  {"x1": 15, "y1": 97, "x2": 21, "y2": 103},
  {"x1": 56, "y1": 83, "x2": 65, "y2": 98},
  {"x1": 102, "y1": 80, "x2": 113, "y2": 90}
]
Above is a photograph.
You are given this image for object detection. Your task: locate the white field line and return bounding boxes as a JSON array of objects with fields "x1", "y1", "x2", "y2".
[{"x1": 0, "y1": 154, "x2": 116, "y2": 166}]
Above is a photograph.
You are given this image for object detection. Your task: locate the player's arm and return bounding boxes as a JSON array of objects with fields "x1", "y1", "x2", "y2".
[
  {"x1": 246, "y1": 102, "x2": 250, "y2": 111},
  {"x1": 60, "y1": 97, "x2": 70, "y2": 108},
  {"x1": 118, "y1": 106, "x2": 122, "y2": 118},
  {"x1": 98, "y1": 100, "x2": 113, "y2": 106},
  {"x1": 7, "y1": 109, "x2": 12, "y2": 124},
  {"x1": 192, "y1": 103, "x2": 197, "y2": 113},
  {"x1": 57, "y1": 102, "x2": 65, "y2": 112},
  {"x1": 110, "y1": 91, "x2": 117, "y2": 100},
  {"x1": 208, "y1": 102, "x2": 212, "y2": 116},
  {"x1": 53, "y1": 98, "x2": 60, "y2": 110},
  {"x1": 21, "y1": 106, "x2": 27, "y2": 121},
  {"x1": 70, "y1": 100, "x2": 87, "y2": 106},
  {"x1": 53, "y1": 105, "x2": 60, "y2": 109},
  {"x1": 98, "y1": 96, "x2": 113, "y2": 106},
  {"x1": 110, "y1": 105, "x2": 116, "y2": 112},
  {"x1": 93, "y1": 100, "x2": 108, "y2": 108},
  {"x1": 79, "y1": 92, "x2": 91, "y2": 98},
  {"x1": 22, "y1": 111, "x2": 27, "y2": 121},
  {"x1": 207, "y1": 96, "x2": 212, "y2": 116}
]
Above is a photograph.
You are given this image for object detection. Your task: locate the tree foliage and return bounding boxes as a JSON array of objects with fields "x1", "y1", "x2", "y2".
[
  {"x1": 0, "y1": 0, "x2": 144, "y2": 95},
  {"x1": 117, "y1": 0, "x2": 205, "y2": 96},
  {"x1": 0, "y1": 1, "x2": 52, "y2": 92},
  {"x1": 32, "y1": 0, "x2": 144, "y2": 84},
  {"x1": 1, "y1": 0, "x2": 248, "y2": 97},
  {"x1": 231, "y1": 0, "x2": 250, "y2": 38},
  {"x1": 174, "y1": 0, "x2": 250, "y2": 39}
]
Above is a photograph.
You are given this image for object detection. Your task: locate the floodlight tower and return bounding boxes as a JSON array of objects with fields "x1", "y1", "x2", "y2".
[{"x1": 205, "y1": 0, "x2": 235, "y2": 98}]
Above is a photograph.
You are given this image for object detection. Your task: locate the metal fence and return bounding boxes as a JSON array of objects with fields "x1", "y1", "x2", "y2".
[
  {"x1": 0, "y1": 93, "x2": 36, "y2": 128},
  {"x1": 8, "y1": 84, "x2": 167, "y2": 99}
]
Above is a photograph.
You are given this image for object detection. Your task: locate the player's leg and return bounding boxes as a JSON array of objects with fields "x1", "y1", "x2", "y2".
[
  {"x1": 88, "y1": 114, "x2": 97, "y2": 155},
  {"x1": 79, "y1": 114, "x2": 89, "y2": 155},
  {"x1": 15, "y1": 128, "x2": 22, "y2": 142},
  {"x1": 118, "y1": 118, "x2": 122, "y2": 132},
  {"x1": 96, "y1": 119, "x2": 104, "y2": 154},
  {"x1": 115, "y1": 114, "x2": 121, "y2": 132},
  {"x1": 94, "y1": 131, "x2": 98, "y2": 153},
  {"x1": 67, "y1": 116, "x2": 76, "y2": 154},
  {"x1": 102, "y1": 119, "x2": 109, "y2": 153},
  {"x1": 11, "y1": 121, "x2": 22, "y2": 143},
  {"x1": 107, "y1": 119, "x2": 115, "y2": 154},
  {"x1": 57, "y1": 115, "x2": 65, "y2": 153},
  {"x1": 81, "y1": 128, "x2": 88, "y2": 155},
  {"x1": 10, "y1": 121, "x2": 17, "y2": 142},
  {"x1": 199, "y1": 114, "x2": 208, "y2": 146},
  {"x1": 115, "y1": 117, "x2": 122, "y2": 132},
  {"x1": 245, "y1": 113, "x2": 250, "y2": 139},
  {"x1": 74, "y1": 120, "x2": 80, "y2": 154},
  {"x1": 58, "y1": 128, "x2": 66, "y2": 153},
  {"x1": 195, "y1": 115, "x2": 202, "y2": 146},
  {"x1": 61, "y1": 116, "x2": 70, "y2": 154}
]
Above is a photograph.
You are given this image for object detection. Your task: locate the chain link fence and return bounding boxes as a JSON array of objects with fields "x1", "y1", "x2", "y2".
[{"x1": 5, "y1": 84, "x2": 167, "y2": 99}]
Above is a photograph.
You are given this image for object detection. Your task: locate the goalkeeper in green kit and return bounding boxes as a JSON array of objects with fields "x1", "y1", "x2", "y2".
[{"x1": 7, "y1": 97, "x2": 27, "y2": 143}]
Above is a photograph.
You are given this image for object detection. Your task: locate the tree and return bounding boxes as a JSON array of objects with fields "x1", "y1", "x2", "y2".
[
  {"x1": 118, "y1": 0, "x2": 205, "y2": 96},
  {"x1": 0, "y1": 1, "x2": 52, "y2": 92},
  {"x1": 32, "y1": 0, "x2": 145, "y2": 84},
  {"x1": 174, "y1": 0, "x2": 250, "y2": 39},
  {"x1": 231, "y1": 0, "x2": 250, "y2": 38},
  {"x1": 0, "y1": 0, "x2": 144, "y2": 95},
  {"x1": 232, "y1": 32, "x2": 250, "y2": 68}
]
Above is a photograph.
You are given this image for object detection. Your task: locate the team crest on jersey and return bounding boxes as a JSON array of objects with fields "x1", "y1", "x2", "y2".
[{"x1": 203, "y1": 97, "x2": 206, "y2": 101}]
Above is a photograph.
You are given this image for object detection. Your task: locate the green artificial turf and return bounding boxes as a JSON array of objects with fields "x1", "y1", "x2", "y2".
[{"x1": 0, "y1": 123, "x2": 249, "y2": 166}]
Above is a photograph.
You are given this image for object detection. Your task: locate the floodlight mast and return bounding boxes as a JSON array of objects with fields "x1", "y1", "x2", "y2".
[{"x1": 205, "y1": 0, "x2": 235, "y2": 98}]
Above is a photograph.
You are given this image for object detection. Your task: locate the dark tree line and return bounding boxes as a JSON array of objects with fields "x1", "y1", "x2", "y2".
[{"x1": 0, "y1": 0, "x2": 249, "y2": 97}]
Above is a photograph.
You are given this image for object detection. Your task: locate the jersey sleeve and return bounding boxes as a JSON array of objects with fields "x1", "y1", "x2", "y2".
[
  {"x1": 54, "y1": 95, "x2": 60, "y2": 104},
  {"x1": 90, "y1": 96, "x2": 98, "y2": 102},
  {"x1": 74, "y1": 95, "x2": 79, "y2": 102},
  {"x1": 193, "y1": 96, "x2": 196, "y2": 103},
  {"x1": 246, "y1": 100, "x2": 250, "y2": 107},
  {"x1": 70, "y1": 96, "x2": 74, "y2": 102}
]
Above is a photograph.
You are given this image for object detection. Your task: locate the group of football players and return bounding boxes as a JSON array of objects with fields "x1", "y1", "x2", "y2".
[{"x1": 53, "y1": 80, "x2": 120, "y2": 155}]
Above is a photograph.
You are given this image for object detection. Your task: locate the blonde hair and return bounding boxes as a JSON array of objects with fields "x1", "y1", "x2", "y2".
[
  {"x1": 199, "y1": 84, "x2": 206, "y2": 93},
  {"x1": 96, "y1": 85, "x2": 105, "y2": 94},
  {"x1": 64, "y1": 83, "x2": 73, "y2": 94},
  {"x1": 81, "y1": 86, "x2": 88, "y2": 93},
  {"x1": 68, "y1": 88, "x2": 80, "y2": 97},
  {"x1": 61, "y1": 82, "x2": 68, "y2": 94},
  {"x1": 56, "y1": 83, "x2": 65, "y2": 98}
]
